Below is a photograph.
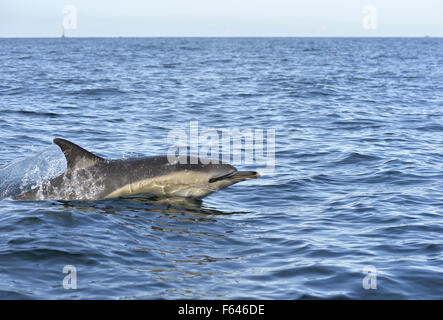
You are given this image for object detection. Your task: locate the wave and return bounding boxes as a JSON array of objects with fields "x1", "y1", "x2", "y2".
[
  {"x1": 0, "y1": 109, "x2": 60, "y2": 118},
  {"x1": 0, "y1": 147, "x2": 65, "y2": 199},
  {"x1": 333, "y1": 152, "x2": 382, "y2": 165},
  {"x1": 68, "y1": 88, "x2": 127, "y2": 96}
]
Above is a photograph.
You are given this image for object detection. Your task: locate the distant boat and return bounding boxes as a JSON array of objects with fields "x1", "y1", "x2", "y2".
[{"x1": 61, "y1": 26, "x2": 65, "y2": 38}]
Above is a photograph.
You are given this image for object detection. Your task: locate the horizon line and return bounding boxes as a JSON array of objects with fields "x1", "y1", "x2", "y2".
[{"x1": 0, "y1": 35, "x2": 440, "y2": 39}]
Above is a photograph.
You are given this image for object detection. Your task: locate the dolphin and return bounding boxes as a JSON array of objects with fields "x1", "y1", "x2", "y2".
[{"x1": 14, "y1": 138, "x2": 260, "y2": 201}]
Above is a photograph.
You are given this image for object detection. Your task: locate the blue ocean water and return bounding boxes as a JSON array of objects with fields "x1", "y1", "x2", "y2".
[{"x1": 0, "y1": 37, "x2": 442, "y2": 299}]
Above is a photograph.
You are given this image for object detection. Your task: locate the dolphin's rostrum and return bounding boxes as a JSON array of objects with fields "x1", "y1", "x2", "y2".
[{"x1": 14, "y1": 138, "x2": 260, "y2": 201}]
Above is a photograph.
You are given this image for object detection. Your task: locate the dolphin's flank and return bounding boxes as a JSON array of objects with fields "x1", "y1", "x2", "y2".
[{"x1": 14, "y1": 138, "x2": 260, "y2": 201}]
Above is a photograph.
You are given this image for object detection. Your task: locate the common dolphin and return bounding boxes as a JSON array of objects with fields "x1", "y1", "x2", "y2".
[{"x1": 14, "y1": 138, "x2": 260, "y2": 201}]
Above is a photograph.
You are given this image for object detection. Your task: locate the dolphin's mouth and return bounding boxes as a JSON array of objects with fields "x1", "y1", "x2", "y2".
[{"x1": 209, "y1": 171, "x2": 260, "y2": 183}]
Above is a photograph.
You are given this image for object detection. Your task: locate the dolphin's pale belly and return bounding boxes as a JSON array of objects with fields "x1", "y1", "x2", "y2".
[{"x1": 104, "y1": 171, "x2": 219, "y2": 199}]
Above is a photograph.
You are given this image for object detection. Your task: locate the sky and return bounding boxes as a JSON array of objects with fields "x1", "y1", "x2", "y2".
[{"x1": 0, "y1": 0, "x2": 442, "y2": 37}]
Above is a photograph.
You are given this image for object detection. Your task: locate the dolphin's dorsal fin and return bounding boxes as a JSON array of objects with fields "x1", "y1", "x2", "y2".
[{"x1": 53, "y1": 138, "x2": 105, "y2": 171}]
